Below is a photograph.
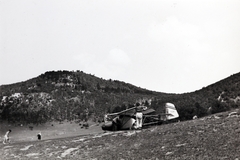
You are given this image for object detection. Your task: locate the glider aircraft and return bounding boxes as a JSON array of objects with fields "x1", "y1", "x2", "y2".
[{"x1": 102, "y1": 103, "x2": 179, "y2": 131}]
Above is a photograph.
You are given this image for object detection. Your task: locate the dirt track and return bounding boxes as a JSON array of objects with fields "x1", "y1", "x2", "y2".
[{"x1": 1, "y1": 110, "x2": 240, "y2": 159}]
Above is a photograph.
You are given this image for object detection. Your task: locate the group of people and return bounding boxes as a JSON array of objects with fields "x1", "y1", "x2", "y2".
[{"x1": 2, "y1": 130, "x2": 42, "y2": 144}]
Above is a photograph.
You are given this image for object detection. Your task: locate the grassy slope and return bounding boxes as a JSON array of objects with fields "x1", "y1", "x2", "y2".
[
  {"x1": 0, "y1": 121, "x2": 103, "y2": 143},
  {"x1": 1, "y1": 109, "x2": 240, "y2": 160}
]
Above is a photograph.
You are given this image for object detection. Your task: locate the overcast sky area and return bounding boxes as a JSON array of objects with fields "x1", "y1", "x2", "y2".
[{"x1": 0, "y1": 0, "x2": 240, "y2": 93}]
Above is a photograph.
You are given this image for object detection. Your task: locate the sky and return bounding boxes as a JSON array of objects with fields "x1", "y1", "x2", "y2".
[{"x1": 0, "y1": 0, "x2": 240, "y2": 93}]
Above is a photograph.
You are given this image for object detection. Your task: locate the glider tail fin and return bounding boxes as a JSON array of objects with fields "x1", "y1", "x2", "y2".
[{"x1": 165, "y1": 103, "x2": 179, "y2": 120}]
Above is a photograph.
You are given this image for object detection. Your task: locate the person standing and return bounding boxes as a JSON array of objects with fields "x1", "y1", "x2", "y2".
[
  {"x1": 104, "y1": 114, "x2": 109, "y2": 124},
  {"x1": 37, "y1": 132, "x2": 42, "y2": 140},
  {"x1": 84, "y1": 108, "x2": 89, "y2": 122},
  {"x1": 135, "y1": 107, "x2": 143, "y2": 129},
  {"x1": 3, "y1": 129, "x2": 11, "y2": 144}
]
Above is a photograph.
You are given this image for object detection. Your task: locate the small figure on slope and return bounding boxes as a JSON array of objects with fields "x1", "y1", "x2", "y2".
[
  {"x1": 3, "y1": 129, "x2": 11, "y2": 144},
  {"x1": 37, "y1": 132, "x2": 42, "y2": 140}
]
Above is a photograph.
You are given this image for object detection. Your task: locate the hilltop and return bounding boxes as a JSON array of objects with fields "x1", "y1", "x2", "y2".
[
  {"x1": 0, "y1": 70, "x2": 240, "y2": 124},
  {"x1": 0, "y1": 70, "x2": 161, "y2": 124}
]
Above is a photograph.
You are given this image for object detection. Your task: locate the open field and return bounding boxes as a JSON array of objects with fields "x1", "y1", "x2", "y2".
[
  {"x1": 1, "y1": 110, "x2": 240, "y2": 159},
  {"x1": 0, "y1": 121, "x2": 103, "y2": 143}
]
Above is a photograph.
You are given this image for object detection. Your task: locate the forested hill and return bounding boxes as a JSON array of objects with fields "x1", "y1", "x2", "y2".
[
  {"x1": 0, "y1": 70, "x2": 240, "y2": 124},
  {"x1": 0, "y1": 70, "x2": 164, "y2": 124}
]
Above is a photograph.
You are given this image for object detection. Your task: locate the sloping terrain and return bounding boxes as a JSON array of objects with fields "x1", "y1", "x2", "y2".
[
  {"x1": 0, "y1": 121, "x2": 103, "y2": 143},
  {"x1": 1, "y1": 109, "x2": 240, "y2": 159}
]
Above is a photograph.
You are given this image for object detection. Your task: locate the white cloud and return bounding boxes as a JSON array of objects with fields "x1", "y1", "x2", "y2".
[
  {"x1": 148, "y1": 16, "x2": 205, "y2": 54},
  {"x1": 108, "y1": 48, "x2": 131, "y2": 66},
  {"x1": 147, "y1": 16, "x2": 209, "y2": 75},
  {"x1": 72, "y1": 48, "x2": 131, "y2": 81}
]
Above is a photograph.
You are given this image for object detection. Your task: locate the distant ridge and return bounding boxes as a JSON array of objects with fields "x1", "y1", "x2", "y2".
[{"x1": 0, "y1": 70, "x2": 239, "y2": 124}]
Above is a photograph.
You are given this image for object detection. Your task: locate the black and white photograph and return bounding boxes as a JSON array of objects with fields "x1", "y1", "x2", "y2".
[{"x1": 0, "y1": 0, "x2": 240, "y2": 159}]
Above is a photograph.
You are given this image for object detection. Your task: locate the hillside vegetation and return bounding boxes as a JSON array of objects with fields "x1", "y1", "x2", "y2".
[{"x1": 0, "y1": 70, "x2": 240, "y2": 124}]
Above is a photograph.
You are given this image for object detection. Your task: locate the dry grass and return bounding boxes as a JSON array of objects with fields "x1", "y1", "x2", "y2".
[
  {"x1": 1, "y1": 110, "x2": 240, "y2": 159},
  {"x1": 0, "y1": 121, "x2": 103, "y2": 143}
]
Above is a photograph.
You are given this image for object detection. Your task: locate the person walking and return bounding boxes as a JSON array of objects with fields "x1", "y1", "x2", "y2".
[{"x1": 3, "y1": 129, "x2": 11, "y2": 144}]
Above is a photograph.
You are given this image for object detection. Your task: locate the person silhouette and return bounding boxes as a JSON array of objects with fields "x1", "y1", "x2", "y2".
[{"x1": 3, "y1": 129, "x2": 11, "y2": 144}]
